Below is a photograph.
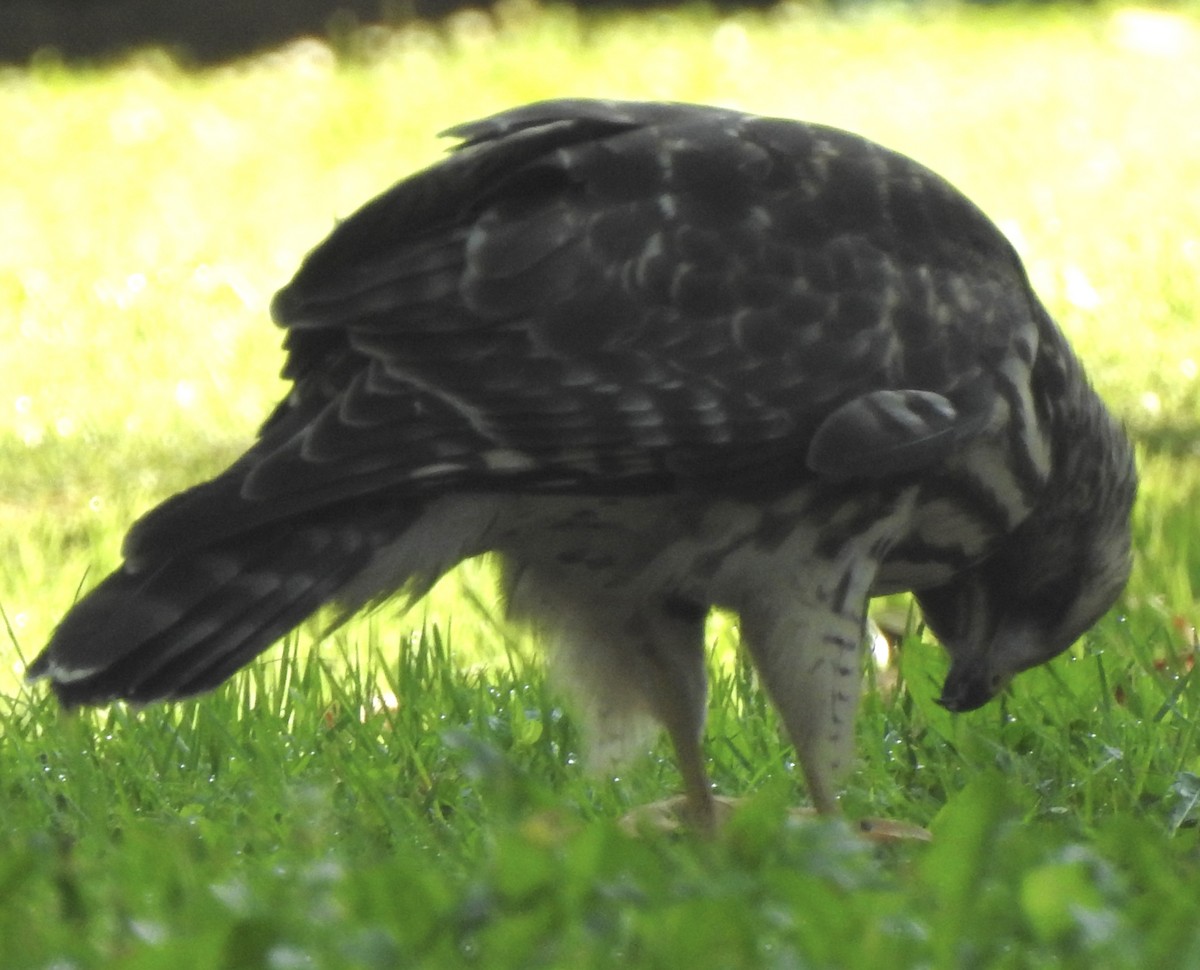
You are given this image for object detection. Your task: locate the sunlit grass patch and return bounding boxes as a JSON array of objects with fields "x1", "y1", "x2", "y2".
[{"x1": 2, "y1": 3, "x2": 1199, "y2": 967}]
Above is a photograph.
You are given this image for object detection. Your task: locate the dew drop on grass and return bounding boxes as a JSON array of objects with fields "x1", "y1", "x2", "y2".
[
  {"x1": 128, "y1": 919, "x2": 167, "y2": 945},
  {"x1": 303, "y1": 859, "x2": 345, "y2": 886},
  {"x1": 210, "y1": 876, "x2": 254, "y2": 914},
  {"x1": 267, "y1": 944, "x2": 315, "y2": 970}
]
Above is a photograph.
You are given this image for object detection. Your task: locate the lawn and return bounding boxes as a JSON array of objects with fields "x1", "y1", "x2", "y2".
[{"x1": 3, "y1": 3, "x2": 1200, "y2": 967}]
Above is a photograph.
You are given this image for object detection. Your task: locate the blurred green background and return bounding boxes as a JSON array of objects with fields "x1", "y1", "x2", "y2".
[{"x1": 2, "y1": 4, "x2": 1199, "y2": 968}]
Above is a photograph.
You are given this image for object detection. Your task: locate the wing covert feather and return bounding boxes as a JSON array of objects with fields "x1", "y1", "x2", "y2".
[{"x1": 255, "y1": 101, "x2": 1037, "y2": 510}]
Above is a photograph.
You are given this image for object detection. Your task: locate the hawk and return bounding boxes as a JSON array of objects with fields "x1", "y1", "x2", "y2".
[{"x1": 29, "y1": 99, "x2": 1136, "y2": 827}]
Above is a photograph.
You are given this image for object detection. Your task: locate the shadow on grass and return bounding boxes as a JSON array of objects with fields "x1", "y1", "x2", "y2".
[
  {"x1": 0, "y1": 0, "x2": 780, "y2": 67},
  {"x1": 0, "y1": 0, "x2": 410, "y2": 65}
]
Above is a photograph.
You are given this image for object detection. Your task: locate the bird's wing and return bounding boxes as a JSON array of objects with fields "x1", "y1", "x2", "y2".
[{"x1": 128, "y1": 99, "x2": 1035, "y2": 559}]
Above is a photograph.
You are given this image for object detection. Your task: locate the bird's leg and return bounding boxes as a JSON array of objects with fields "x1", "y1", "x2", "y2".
[
  {"x1": 737, "y1": 588, "x2": 932, "y2": 841},
  {"x1": 635, "y1": 596, "x2": 717, "y2": 831},
  {"x1": 678, "y1": 735, "x2": 717, "y2": 828},
  {"x1": 738, "y1": 600, "x2": 865, "y2": 816},
  {"x1": 505, "y1": 562, "x2": 716, "y2": 829},
  {"x1": 618, "y1": 697, "x2": 719, "y2": 835},
  {"x1": 656, "y1": 678, "x2": 717, "y2": 831}
]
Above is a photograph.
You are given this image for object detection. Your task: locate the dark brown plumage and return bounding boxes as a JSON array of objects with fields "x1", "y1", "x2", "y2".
[{"x1": 29, "y1": 100, "x2": 1136, "y2": 824}]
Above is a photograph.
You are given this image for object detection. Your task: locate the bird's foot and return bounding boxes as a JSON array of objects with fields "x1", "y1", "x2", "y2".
[
  {"x1": 618, "y1": 794, "x2": 739, "y2": 836},
  {"x1": 619, "y1": 796, "x2": 931, "y2": 842},
  {"x1": 849, "y1": 814, "x2": 932, "y2": 842}
]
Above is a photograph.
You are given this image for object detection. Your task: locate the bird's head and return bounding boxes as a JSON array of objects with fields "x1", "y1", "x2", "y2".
[{"x1": 916, "y1": 394, "x2": 1137, "y2": 713}]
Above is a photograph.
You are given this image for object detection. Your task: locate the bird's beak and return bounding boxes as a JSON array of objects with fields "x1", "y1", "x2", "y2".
[
  {"x1": 935, "y1": 676, "x2": 996, "y2": 713},
  {"x1": 936, "y1": 659, "x2": 1012, "y2": 713},
  {"x1": 936, "y1": 616, "x2": 1040, "y2": 712}
]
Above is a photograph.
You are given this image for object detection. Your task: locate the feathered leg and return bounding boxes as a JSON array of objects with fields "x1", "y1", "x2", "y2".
[
  {"x1": 737, "y1": 592, "x2": 866, "y2": 815},
  {"x1": 502, "y1": 562, "x2": 714, "y2": 826}
]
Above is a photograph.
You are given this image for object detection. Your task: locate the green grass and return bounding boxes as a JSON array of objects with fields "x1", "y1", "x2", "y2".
[{"x1": 3, "y1": 3, "x2": 1200, "y2": 967}]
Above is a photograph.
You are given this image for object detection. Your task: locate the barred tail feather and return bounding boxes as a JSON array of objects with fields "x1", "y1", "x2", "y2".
[{"x1": 28, "y1": 505, "x2": 420, "y2": 707}]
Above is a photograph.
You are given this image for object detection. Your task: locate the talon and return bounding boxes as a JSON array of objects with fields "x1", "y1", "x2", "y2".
[{"x1": 856, "y1": 818, "x2": 933, "y2": 842}]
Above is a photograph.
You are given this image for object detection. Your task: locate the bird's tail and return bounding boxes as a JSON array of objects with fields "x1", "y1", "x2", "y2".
[{"x1": 27, "y1": 502, "x2": 421, "y2": 707}]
